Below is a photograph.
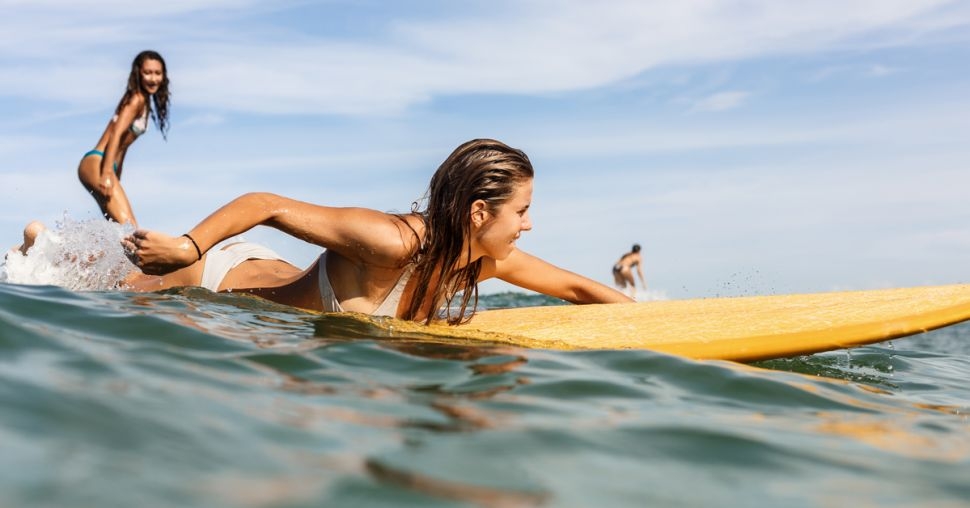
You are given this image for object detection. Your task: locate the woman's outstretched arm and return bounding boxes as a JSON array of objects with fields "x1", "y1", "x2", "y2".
[
  {"x1": 483, "y1": 249, "x2": 633, "y2": 304},
  {"x1": 125, "y1": 192, "x2": 414, "y2": 275}
]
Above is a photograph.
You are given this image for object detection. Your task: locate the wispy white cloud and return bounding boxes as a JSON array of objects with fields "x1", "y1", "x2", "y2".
[
  {"x1": 2, "y1": 1, "x2": 968, "y2": 115},
  {"x1": 808, "y1": 62, "x2": 904, "y2": 82},
  {"x1": 178, "y1": 0, "x2": 970, "y2": 115},
  {"x1": 0, "y1": 135, "x2": 74, "y2": 157},
  {"x1": 179, "y1": 113, "x2": 226, "y2": 128},
  {"x1": 688, "y1": 90, "x2": 750, "y2": 112},
  {"x1": 867, "y1": 63, "x2": 901, "y2": 77}
]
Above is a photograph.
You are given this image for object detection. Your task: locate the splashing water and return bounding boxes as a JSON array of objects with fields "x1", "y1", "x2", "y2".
[{"x1": 1, "y1": 216, "x2": 135, "y2": 291}]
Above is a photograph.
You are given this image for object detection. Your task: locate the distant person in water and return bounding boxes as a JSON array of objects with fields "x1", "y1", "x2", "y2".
[
  {"x1": 77, "y1": 50, "x2": 171, "y2": 226},
  {"x1": 612, "y1": 244, "x2": 646, "y2": 299},
  {"x1": 124, "y1": 139, "x2": 633, "y2": 324}
]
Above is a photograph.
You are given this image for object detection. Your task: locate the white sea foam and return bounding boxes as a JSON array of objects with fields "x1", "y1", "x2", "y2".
[
  {"x1": 635, "y1": 288, "x2": 669, "y2": 302},
  {"x1": 1, "y1": 216, "x2": 135, "y2": 291}
]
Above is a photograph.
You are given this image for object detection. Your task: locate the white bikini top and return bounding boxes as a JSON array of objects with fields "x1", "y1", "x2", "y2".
[
  {"x1": 316, "y1": 251, "x2": 413, "y2": 317},
  {"x1": 113, "y1": 109, "x2": 150, "y2": 137}
]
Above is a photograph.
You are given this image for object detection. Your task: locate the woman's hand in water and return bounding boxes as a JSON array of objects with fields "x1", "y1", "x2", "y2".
[{"x1": 123, "y1": 230, "x2": 198, "y2": 274}]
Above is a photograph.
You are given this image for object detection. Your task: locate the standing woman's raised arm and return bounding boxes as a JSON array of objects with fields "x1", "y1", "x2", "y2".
[{"x1": 100, "y1": 93, "x2": 145, "y2": 188}]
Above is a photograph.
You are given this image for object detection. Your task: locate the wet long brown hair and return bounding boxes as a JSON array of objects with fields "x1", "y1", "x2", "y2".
[
  {"x1": 404, "y1": 139, "x2": 534, "y2": 325},
  {"x1": 115, "y1": 50, "x2": 171, "y2": 139}
]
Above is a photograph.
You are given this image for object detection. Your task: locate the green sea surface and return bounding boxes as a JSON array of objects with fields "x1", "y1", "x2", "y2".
[{"x1": 1, "y1": 283, "x2": 968, "y2": 507}]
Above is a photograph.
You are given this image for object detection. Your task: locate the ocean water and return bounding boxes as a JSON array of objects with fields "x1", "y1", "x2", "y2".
[{"x1": 2, "y1": 224, "x2": 970, "y2": 507}]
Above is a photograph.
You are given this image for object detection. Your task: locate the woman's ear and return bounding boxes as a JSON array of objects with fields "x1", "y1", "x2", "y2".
[{"x1": 470, "y1": 199, "x2": 488, "y2": 228}]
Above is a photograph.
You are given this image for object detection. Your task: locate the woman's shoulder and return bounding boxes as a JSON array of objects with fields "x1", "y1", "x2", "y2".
[
  {"x1": 390, "y1": 212, "x2": 425, "y2": 251},
  {"x1": 118, "y1": 92, "x2": 147, "y2": 113},
  {"x1": 395, "y1": 212, "x2": 425, "y2": 232},
  {"x1": 350, "y1": 211, "x2": 424, "y2": 267}
]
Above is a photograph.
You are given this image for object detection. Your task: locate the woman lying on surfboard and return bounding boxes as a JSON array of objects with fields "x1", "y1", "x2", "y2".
[
  {"x1": 124, "y1": 138, "x2": 632, "y2": 324},
  {"x1": 78, "y1": 50, "x2": 171, "y2": 226}
]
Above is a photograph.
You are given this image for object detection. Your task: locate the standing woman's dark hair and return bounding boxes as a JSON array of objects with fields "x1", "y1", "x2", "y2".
[
  {"x1": 118, "y1": 50, "x2": 171, "y2": 139},
  {"x1": 405, "y1": 139, "x2": 535, "y2": 324}
]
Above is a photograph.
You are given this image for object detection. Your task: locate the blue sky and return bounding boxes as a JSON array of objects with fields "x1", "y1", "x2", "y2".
[{"x1": 2, "y1": 0, "x2": 969, "y2": 298}]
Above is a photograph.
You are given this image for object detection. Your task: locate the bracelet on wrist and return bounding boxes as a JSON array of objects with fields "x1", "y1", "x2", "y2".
[{"x1": 181, "y1": 234, "x2": 203, "y2": 261}]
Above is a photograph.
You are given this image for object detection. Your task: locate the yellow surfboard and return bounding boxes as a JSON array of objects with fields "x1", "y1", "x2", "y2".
[{"x1": 350, "y1": 284, "x2": 970, "y2": 362}]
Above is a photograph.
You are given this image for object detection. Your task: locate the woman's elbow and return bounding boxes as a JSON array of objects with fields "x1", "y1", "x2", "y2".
[
  {"x1": 237, "y1": 191, "x2": 281, "y2": 203},
  {"x1": 234, "y1": 192, "x2": 286, "y2": 213}
]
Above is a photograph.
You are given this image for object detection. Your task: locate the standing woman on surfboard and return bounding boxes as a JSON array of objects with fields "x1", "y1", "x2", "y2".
[
  {"x1": 124, "y1": 139, "x2": 632, "y2": 324},
  {"x1": 612, "y1": 244, "x2": 646, "y2": 299},
  {"x1": 78, "y1": 50, "x2": 171, "y2": 226}
]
